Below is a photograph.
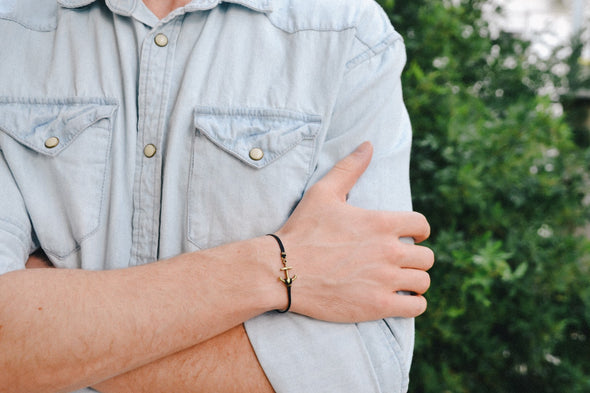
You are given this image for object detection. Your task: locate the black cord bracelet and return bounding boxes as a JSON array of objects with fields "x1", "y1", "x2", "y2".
[{"x1": 267, "y1": 233, "x2": 296, "y2": 313}]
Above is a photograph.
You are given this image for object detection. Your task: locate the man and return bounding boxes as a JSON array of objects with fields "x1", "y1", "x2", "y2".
[{"x1": 0, "y1": 0, "x2": 434, "y2": 392}]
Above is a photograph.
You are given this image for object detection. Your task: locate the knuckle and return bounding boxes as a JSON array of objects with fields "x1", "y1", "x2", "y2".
[
  {"x1": 372, "y1": 211, "x2": 390, "y2": 229},
  {"x1": 375, "y1": 290, "x2": 390, "y2": 312},
  {"x1": 390, "y1": 242, "x2": 409, "y2": 263}
]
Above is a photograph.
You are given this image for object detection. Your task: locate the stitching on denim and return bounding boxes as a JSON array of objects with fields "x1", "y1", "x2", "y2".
[
  {"x1": 68, "y1": 104, "x2": 118, "y2": 252},
  {"x1": 305, "y1": 133, "x2": 319, "y2": 178},
  {"x1": 223, "y1": 0, "x2": 272, "y2": 13},
  {"x1": 381, "y1": 318, "x2": 410, "y2": 392},
  {"x1": 0, "y1": 100, "x2": 118, "y2": 157},
  {"x1": 0, "y1": 14, "x2": 57, "y2": 31},
  {"x1": 57, "y1": 0, "x2": 97, "y2": 8},
  {"x1": 43, "y1": 106, "x2": 116, "y2": 259},
  {"x1": 264, "y1": 14, "x2": 357, "y2": 35},
  {"x1": 0, "y1": 217, "x2": 29, "y2": 240},
  {"x1": 370, "y1": 320, "x2": 404, "y2": 393},
  {"x1": 0, "y1": 101, "x2": 118, "y2": 259},
  {"x1": 2, "y1": 115, "x2": 112, "y2": 156},
  {"x1": 186, "y1": 130, "x2": 320, "y2": 248},
  {"x1": 0, "y1": 97, "x2": 118, "y2": 106},
  {"x1": 194, "y1": 106, "x2": 322, "y2": 123},
  {"x1": 186, "y1": 125, "x2": 199, "y2": 249},
  {"x1": 187, "y1": 107, "x2": 322, "y2": 248},
  {"x1": 193, "y1": 107, "x2": 321, "y2": 169},
  {"x1": 132, "y1": 30, "x2": 154, "y2": 264},
  {"x1": 352, "y1": 322, "x2": 390, "y2": 393},
  {"x1": 195, "y1": 122, "x2": 313, "y2": 169},
  {"x1": 104, "y1": 0, "x2": 137, "y2": 16},
  {"x1": 0, "y1": 223, "x2": 29, "y2": 263},
  {"x1": 345, "y1": 32, "x2": 401, "y2": 71},
  {"x1": 148, "y1": 16, "x2": 184, "y2": 259}
]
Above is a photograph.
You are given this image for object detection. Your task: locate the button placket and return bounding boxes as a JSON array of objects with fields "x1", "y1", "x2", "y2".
[{"x1": 131, "y1": 20, "x2": 181, "y2": 265}]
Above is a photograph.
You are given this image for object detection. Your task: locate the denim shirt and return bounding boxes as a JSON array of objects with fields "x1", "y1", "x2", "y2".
[{"x1": 0, "y1": 0, "x2": 415, "y2": 391}]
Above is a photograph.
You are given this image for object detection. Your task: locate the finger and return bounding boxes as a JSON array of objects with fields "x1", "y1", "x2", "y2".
[
  {"x1": 380, "y1": 211, "x2": 431, "y2": 243},
  {"x1": 393, "y1": 268, "x2": 431, "y2": 295},
  {"x1": 319, "y1": 142, "x2": 373, "y2": 200},
  {"x1": 392, "y1": 243, "x2": 435, "y2": 271},
  {"x1": 387, "y1": 293, "x2": 428, "y2": 318}
]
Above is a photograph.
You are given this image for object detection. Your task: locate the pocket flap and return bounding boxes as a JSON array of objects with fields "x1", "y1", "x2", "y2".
[
  {"x1": 193, "y1": 106, "x2": 321, "y2": 169},
  {"x1": 0, "y1": 99, "x2": 117, "y2": 157}
]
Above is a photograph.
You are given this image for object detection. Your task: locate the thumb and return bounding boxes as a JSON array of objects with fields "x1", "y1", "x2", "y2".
[{"x1": 320, "y1": 141, "x2": 373, "y2": 200}]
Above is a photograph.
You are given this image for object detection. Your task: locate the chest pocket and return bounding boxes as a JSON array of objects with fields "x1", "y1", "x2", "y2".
[
  {"x1": 0, "y1": 99, "x2": 117, "y2": 259},
  {"x1": 188, "y1": 107, "x2": 322, "y2": 249}
]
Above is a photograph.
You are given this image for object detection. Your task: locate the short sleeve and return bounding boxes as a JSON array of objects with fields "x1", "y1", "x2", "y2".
[{"x1": 0, "y1": 149, "x2": 35, "y2": 275}]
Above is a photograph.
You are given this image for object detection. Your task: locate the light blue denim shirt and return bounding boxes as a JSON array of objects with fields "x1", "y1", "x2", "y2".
[{"x1": 0, "y1": 0, "x2": 415, "y2": 391}]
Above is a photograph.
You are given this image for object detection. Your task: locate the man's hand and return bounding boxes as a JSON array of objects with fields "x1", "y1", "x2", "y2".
[{"x1": 277, "y1": 142, "x2": 434, "y2": 322}]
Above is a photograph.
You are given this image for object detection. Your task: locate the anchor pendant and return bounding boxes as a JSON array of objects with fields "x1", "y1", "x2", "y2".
[{"x1": 279, "y1": 266, "x2": 297, "y2": 287}]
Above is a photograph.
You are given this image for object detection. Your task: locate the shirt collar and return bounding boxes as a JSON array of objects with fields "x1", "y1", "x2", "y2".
[{"x1": 57, "y1": 0, "x2": 273, "y2": 14}]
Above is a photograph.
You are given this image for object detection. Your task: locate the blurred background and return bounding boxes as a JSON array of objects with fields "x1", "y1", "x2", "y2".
[{"x1": 376, "y1": 0, "x2": 590, "y2": 391}]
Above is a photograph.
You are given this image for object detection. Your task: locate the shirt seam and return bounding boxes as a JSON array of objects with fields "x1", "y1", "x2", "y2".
[
  {"x1": 0, "y1": 96, "x2": 119, "y2": 106},
  {"x1": 0, "y1": 218, "x2": 32, "y2": 254},
  {"x1": 345, "y1": 31, "x2": 402, "y2": 71},
  {"x1": 0, "y1": 14, "x2": 56, "y2": 32},
  {"x1": 263, "y1": 12, "x2": 357, "y2": 35},
  {"x1": 379, "y1": 320, "x2": 406, "y2": 393}
]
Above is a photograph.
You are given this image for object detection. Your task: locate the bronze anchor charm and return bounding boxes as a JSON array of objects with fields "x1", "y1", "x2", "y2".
[{"x1": 278, "y1": 252, "x2": 297, "y2": 286}]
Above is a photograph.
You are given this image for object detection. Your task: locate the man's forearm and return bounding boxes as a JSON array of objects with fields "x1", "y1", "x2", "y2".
[
  {"x1": 1, "y1": 237, "x2": 281, "y2": 393},
  {"x1": 93, "y1": 324, "x2": 273, "y2": 393},
  {"x1": 27, "y1": 254, "x2": 274, "y2": 393},
  {"x1": 27, "y1": 253, "x2": 272, "y2": 393}
]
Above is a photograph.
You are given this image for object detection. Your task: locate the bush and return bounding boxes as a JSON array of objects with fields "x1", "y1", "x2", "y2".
[{"x1": 377, "y1": 0, "x2": 590, "y2": 391}]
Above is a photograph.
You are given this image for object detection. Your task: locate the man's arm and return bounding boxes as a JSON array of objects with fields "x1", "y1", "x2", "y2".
[
  {"x1": 3, "y1": 236, "x2": 280, "y2": 393},
  {"x1": 27, "y1": 253, "x2": 274, "y2": 393},
  {"x1": 2, "y1": 145, "x2": 432, "y2": 393},
  {"x1": 94, "y1": 325, "x2": 273, "y2": 393}
]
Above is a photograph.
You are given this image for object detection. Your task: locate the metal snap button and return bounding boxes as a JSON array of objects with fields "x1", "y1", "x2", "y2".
[
  {"x1": 154, "y1": 33, "x2": 168, "y2": 47},
  {"x1": 144, "y1": 144, "x2": 157, "y2": 158},
  {"x1": 249, "y1": 147, "x2": 264, "y2": 161},
  {"x1": 44, "y1": 137, "x2": 59, "y2": 149}
]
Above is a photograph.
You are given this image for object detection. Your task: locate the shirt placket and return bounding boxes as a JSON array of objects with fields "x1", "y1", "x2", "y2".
[{"x1": 131, "y1": 17, "x2": 182, "y2": 265}]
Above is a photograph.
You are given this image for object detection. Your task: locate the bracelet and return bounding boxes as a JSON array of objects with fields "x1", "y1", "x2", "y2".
[{"x1": 267, "y1": 233, "x2": 296, "y2": 313}]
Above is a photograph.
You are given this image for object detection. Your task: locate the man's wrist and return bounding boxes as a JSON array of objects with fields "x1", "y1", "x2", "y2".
[{"x1": 246, "y1": 235, "x2": 292, "y2": 314}]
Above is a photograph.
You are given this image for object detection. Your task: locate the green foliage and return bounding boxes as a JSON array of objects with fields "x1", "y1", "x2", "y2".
[{"x1": 377, "y1": 0, "x2": 590, "y2": 391}]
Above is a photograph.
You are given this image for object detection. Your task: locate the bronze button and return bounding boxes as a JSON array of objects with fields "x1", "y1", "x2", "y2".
[
  {"x1": 144, "y1": 144, "x2": 157, "y2": 158},
  {"x1": 154, "y1": 33, "x2": 168, "y2": 47},
  {"x1": 249, "y1": 147, "x2": 264, "y2": 161},
  {"x1": 44, "y1": 137, "x2": 59, "y2": 149}
]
